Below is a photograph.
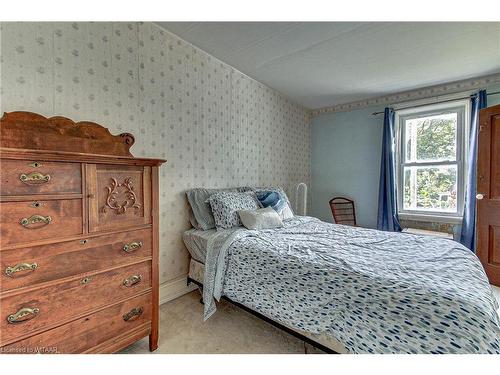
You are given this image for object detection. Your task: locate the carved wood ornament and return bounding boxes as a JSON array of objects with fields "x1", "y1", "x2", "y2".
[
  {"x1": 101, "y1": 177, "x2": 142, "y2": 215},
  {"x1": 0, "y1": 111, "x2": 135, "y2": 157}
]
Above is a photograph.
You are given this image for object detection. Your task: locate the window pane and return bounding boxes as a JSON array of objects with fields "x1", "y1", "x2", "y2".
[
  {"x1": 403, "y1": 165, "x2": 457, "y2": 212},
  {"x1": 405, "y1": 113, "x2": 457, "y2": 162}
]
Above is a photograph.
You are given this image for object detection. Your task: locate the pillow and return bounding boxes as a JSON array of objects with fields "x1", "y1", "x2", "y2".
[
  {"x1": 251, "y1": 186, "x2": 292, "y2": 205},
  {"x1": 187, "y1": 205, "x2": 201, "y2": 229},
  {"x1": 255, "y1": 190, "x2": 287, "y2": 212},
  {"x1": 280, "y1": 204, "x2": 295, "y2": 220},
  {"x1": 208, "y1": 191, "x2": 260, "y2": 229},
  {"x1": 255, "y1": 189, "x2": 294, "y2": 220},
  {"x1": 186, "y1": 188, "x2": 238, "y2": 230},
  {"x1": 238, "y1": 207, "x2": 283, "y2": 230}
]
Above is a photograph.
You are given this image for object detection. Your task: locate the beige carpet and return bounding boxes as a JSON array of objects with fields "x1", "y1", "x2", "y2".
[{"x1": 121, "y1": 285, "x2": 500, "y2": 354}]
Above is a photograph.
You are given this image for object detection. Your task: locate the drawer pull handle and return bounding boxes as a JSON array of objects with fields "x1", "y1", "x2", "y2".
[
  {"x1": 20, "y1": 215, "x2": 52, "y2": 228},
  {"x1": 123, "y1": 274, "x2": 142, "y2": 287},
  {"x1": 5, "y1": 263, "x2": 38, "y2": 277},
  {"x1": 123, "y1": 307, "x2": 143, "y2": 322},
  {"x1": 123, "y1": 241, "x2": 143, "y2": 253},
  {"x1": 7, "y1": 307, "x2": 40, "y2": 324},
  {"x1": 19, "y1": 172, "x2": 51, "y2": 185}
]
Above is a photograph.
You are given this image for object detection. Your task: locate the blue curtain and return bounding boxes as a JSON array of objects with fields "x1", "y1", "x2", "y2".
[
  {"x1": 377, "y1": 107, "x2": 402, "y2": 232},
  {"x1": 460, "y1": 90, "x2": 487, "y2": 251}
]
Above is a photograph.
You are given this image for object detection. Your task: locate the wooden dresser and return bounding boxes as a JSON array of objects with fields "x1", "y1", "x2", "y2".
[{"x1": 0, "y1": 111, "x2": 165, "y2": 353}]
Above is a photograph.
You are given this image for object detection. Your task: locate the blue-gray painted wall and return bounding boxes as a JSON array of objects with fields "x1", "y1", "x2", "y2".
[{"x1": 310, "y1": 86, "x2": 500, "y2": 228}]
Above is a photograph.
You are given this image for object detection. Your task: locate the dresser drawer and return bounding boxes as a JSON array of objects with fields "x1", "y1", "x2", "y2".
[
  {"x1": 0, "y1": 199, "x2": 83, "y2": 247},
  {"x1": 0, "y1": 261, "x2": 151, "y2": 345},
  {"x1": 0, "y1": 228, "x2": 152, "y2": 292},
  {"x1": 0, "y1": 159, "x2": 81, "y2": 196},
  {"x1": 1, "y1": 292, "x2": 152, "y2": 353}
]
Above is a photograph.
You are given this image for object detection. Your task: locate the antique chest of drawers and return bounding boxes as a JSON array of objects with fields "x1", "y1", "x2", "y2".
[{"x1": 0, "y1": 111, "x2": 165, "y2": 353}]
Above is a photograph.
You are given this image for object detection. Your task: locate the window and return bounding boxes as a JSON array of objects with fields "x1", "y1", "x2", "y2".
[{"x1": 396, "y1": 100, "x2": 469, "y2": 221}]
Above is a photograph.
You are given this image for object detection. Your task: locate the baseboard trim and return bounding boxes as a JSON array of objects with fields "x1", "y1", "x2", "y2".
[{"x1": 159, "y1": 275, "x2": 197, "y2": 305}]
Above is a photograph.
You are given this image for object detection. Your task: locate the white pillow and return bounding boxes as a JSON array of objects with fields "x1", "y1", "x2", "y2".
[
  {"x1": 238, "y1": 207, "x2": 283, "y2": 230},
  {"x1": 280, "y1": 204, "x2": 294, "y2": 220}
]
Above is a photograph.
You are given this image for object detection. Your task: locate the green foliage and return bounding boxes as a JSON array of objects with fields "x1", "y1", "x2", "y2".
[
  {"x1": 403, "y1": 115, "x2": 457, "y2": 212},
  {"x1": 416, "y1": 118, "x2": 456, "y2": 160}
]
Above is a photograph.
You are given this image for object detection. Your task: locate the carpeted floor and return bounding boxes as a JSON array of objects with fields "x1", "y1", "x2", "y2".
[
  {"x1": 121, "y1": 285, "x2": 500, "y2": 354},
  {"x1": 120, "y1": 289, "x2": 320, "y2": 354}
]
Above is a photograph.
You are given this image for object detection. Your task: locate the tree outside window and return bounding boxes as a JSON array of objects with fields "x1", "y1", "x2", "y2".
[{"x1": 396, "y1": 100, "x2": 468, "y2": 220}]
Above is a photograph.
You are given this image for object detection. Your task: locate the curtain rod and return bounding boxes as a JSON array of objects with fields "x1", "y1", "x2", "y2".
[{"x1": 371, "y1": 90, "x2": 500, "y2": 116}]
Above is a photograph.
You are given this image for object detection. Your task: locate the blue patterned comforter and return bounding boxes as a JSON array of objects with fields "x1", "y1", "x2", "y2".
[{"x1": 202, "y1": 216, "x2": 500, "y2": 353}]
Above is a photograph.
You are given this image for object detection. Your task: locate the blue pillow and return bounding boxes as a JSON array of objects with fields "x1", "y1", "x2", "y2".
[{"x1": 256, "y1": 190, "x2": 286, "y2": 213}]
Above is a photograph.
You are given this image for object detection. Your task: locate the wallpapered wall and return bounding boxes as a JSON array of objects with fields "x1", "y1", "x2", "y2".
[{"x1": 0, "y1": 22, "x2": 311, "y2": 284}]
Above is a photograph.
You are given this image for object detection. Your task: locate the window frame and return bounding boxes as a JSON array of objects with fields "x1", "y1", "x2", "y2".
[{"x1": 395, "y1": 100, "x2": 470, "y2": 223}]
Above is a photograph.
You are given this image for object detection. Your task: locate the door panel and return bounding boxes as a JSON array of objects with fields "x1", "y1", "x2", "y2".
[
  {"x1": 489, "y1": 226, "x2": 500, "y2": 265},
  {"x1": 477, "y1": 105, "x2": 500, "y2": 286},
  {"x1": 87, "y1": 164, "x2": 151, "y2": 232}
]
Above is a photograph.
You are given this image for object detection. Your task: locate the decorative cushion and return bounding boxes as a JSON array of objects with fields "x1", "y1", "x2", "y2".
[
  {"x1": 251, "y1": 186, "x2": 293, "y2": 208},
  {"x1": 254, "y1": 188, "x2": 294, "y2": 220},
  {"x1": 208, "y1": 191, "x2": 260, "y2": 229},
  {"x1": 186, "y1": 188, "x2": 238, "y2": 230},
  {"x1": 255, "y1": 190, "x2": 287, "y2": 212},
  {"x1": 238, "y1": 207, "x2": 283, "y2": 230},
  {"x1": 251, "y1": 185, "x2": 290, "y2": 201}
]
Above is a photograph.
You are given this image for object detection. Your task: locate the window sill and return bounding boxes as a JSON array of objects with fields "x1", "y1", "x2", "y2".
[
  {"x1": 398, "y1": 213, "x2": 462, "y2": 225},
  {"x1": 402, "y1": 228, "x2": 454, "y2": 239}
]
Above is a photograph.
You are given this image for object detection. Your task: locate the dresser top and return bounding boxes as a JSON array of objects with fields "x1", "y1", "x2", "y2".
[{"x1": 0, "y1": 111, "x2": 165, "y2": 166}]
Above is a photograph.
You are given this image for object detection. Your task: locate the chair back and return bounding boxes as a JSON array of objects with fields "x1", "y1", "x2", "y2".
[{"x1": 329, "y1": 197, "x2": 357, "y2": 226}]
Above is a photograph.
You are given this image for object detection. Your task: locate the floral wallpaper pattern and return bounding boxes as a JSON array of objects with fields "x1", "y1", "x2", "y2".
[{"x1": 0, "y1": 22, "x2": 311, "y2": 284}]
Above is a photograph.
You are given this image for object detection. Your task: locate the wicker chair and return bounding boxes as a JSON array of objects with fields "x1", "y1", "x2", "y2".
[{"x1": 329, "y1": 197, "x2": 357, "y2": 226}]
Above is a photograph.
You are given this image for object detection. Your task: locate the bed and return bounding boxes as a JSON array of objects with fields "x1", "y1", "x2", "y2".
[
  {"x1": 183, "y1": 215, "x2": 500, "y2": 354},
  {"x1": 183, "y1": 228, "x2": 215, "y2": 263}
]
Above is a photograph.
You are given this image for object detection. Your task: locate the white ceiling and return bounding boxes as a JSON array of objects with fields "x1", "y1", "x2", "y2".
[{"x1": 155, "y1": 22, "x2": 500, "y2": 109}]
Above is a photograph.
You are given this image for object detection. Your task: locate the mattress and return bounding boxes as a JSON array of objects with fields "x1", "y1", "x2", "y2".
[{"x1": 182, "y1": 228, "x2": 217, "y2": 263}]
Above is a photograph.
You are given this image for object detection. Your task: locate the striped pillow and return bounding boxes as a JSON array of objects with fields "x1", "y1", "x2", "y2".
[
  {"x1": 255, "y1": 190, "x2": 286, "y2": 212},
  {"x1": 255, "y1": 189, "x2": 294, "y2": 220}
]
